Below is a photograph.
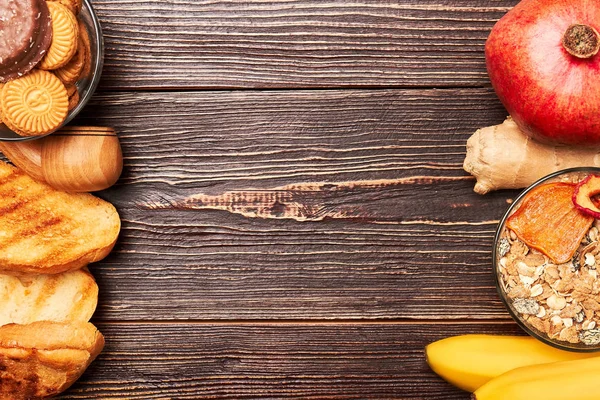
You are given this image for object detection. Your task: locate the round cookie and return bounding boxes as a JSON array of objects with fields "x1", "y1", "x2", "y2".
[
  {"x1": 68, "y1": 88, "x2": 80, "y2": 111},
  {"x1": 65, "y1": 84, "x2": 78, "y2": 98},
  {"x1": 54, "y1": 36, "x2": 86, "y2": 85},
  {"x1": 39, "y1": 2, "x2": 79, "y2": 71},
  {"x1": 78, "y1": 20, "x2": 93, "y2": 79},
  {"x1": 1, "y1": 70, "x2": 69, "y2": 136},
  {"x1": 0, "y1": 0, "x2": 53, "y2": 82},
  {"x1": 48, "y1": 0, "x2": 82, "y2": 15}
]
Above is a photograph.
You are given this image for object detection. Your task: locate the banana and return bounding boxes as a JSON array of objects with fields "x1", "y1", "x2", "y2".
[
  {"x1": 474, "y1": 356, "x2": 600, "y2": 400},
  {"x1": 425, "y1": 334, "x2": 595, "y2": 392}
]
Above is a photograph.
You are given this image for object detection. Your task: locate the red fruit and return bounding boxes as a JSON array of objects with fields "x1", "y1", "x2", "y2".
[
  {"x1": 573, "y1": 175, "x2": 600, "y2": 218},
  {"x1": 486, "y1": 0, "x2": 600, "y2": 145}
]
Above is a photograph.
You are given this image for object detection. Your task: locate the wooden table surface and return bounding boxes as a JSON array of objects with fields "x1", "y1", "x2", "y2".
[{"x1": 66, "y1": 1, "x2": 523, "y2": 398}]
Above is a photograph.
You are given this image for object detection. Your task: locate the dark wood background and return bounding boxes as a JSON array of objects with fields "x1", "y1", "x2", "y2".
[{"x1": 65, "y1": 1, "x2": 523, "y2": 398}]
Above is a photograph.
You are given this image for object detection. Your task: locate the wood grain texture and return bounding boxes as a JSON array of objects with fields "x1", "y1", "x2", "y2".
[
  {"x1": 63, "y1": 322, "x2": 524, "y2": 399},
  {"x1": 93, "y1": 209, "x2": 509, "y2": 320},
  {"x1": 65, "y1": 88, "x2": 518, "y2": 320},
  {"x1": 93, "y1": 0, "x2": 519, "y2": 89},
  {"x1": 75, "y1": 88, "x2": 508, "y2": 197},
  {"x1": 148, "y1": 177, "x2": 476, "y2": 222}
]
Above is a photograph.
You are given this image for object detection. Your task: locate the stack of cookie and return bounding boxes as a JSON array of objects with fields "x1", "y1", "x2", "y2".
[{"x1": 0, "y1": 0, "x2": 91, "y2": 137}]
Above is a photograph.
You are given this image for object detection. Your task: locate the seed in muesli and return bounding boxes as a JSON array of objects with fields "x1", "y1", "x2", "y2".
[
  {"x1": 580, "y1": 329, "x2": 600, "y2": 346},
  {"x1": 498, "y1": 238, "x2": 511, "y2": 258},
  {"x1": 512, "y1": 298, "x2": 540, "y2": 315}
]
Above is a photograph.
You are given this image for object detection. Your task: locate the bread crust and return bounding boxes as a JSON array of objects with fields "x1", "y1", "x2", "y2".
[
  {"x1": 0, "y1": 321, "x2": 104, "y2": 399},
  {"x1": 0, "y1": 161, "x2": 121, "y2": 275},
  {"x1": 0, "y1": 267, "x2": 98, "y2": 325}
]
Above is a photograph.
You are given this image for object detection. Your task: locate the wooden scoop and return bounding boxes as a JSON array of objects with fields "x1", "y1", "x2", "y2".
[{"x1": 0, "y1": 127, "x2": 123, "y2": 192}]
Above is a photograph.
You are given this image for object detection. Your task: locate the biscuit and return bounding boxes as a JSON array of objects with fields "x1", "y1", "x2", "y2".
[
  {"x1": 48, "y1": 0, "x2": 82, "y2": 15},
  {"x1": 39, "y1": 2, "x2": 79, "y2": 71},
  {"x1": 0, "y1": 70, "x2": 69, "y2": 136},
  {"x1": 78, "y1": 20, "x2": 93, "y2": 79},
  {"x1": 54, "y1": 36, "x2": 86, "y2": 86},
  {"x1": 68, "y1": 87, "x2": 80, "y2": 111},
  {"x1": 65, "y1": 83, "x2": 78, "y2": 97},
  {"x1": 0, "y1": 0, "x2": 53, "y2": 83}
]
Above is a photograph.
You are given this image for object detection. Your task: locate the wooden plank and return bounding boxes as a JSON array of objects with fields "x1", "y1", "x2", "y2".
[
  {"x1": 93, "y1": 0, "x2": 519, "y2": 89},
  {"x1": 68, "y1": 88, "x2": 518, "y2": 320},
  {"x1": 76, "y1": 88, "x2": 508, "y2": 196},
  {"x1": 64, "y1": 322, "x2": 523, "y2": 399},
  {"x1": 94, "y1": 210, "x2": 509, "y2": 320}
]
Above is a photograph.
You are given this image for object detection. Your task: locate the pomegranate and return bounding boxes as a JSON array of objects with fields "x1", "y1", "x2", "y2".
[{"x1": 486, "y1": 0, "x2": 600, "y2": 145}]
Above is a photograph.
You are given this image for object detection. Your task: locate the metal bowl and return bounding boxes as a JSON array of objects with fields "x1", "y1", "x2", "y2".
[
  {"x1": 0, "y1": 0, "x2": 104, "y2": 142},
  {"x1": 494, "y1": 167, "x2": 600, "y2": 352}
]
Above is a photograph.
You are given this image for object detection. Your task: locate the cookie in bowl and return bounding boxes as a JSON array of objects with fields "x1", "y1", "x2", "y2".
[{"x1": 0, "y1": 0, "x2": 102, "y2": 139}]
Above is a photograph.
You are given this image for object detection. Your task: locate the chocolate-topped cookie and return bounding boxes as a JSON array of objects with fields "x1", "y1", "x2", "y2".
[{"x1": 0, "y1": 0, "x2": 53, "y2": 83}]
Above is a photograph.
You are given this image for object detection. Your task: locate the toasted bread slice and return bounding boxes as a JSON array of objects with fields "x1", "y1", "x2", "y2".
[
  {"x1": 0, "y1": 161, "x2": 120, "y2": 274},
  {"x1": 0, "y1": 268, "x2": 98, "y2": 326},
  {"x1": 0, "y1": 321, "x2": 104, "y2": 399}
]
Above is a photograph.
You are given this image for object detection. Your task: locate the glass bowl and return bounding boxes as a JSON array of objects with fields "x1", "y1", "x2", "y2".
[
  {"x1": 495, "y1": 167, "x2": 600, "y2": 352},
  {"x1": 0, "y1": 0, "x2": 104, "y2": 142}
]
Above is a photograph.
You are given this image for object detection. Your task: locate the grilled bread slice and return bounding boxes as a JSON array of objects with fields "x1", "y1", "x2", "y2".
[
  {"x1": 0, "y1": 268, "x2": 98, "y2": 326},
  {"x1": 0, "y1": 321, "x2": 104, "y2": 399},
  {"x1": 0, "y1": 161, "x2": 120, "y2": 275}
]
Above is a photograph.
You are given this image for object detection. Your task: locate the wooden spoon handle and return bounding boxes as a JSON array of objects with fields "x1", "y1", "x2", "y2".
[
  {"x1": 0, "y1": 127, "x2": 123, "y2": 193},
  {"x1": 0, "y1": 140, "x2": 44, "y2": 181}
]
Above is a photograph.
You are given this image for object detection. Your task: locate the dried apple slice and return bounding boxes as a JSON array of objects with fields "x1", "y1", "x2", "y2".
[
  {"x1": 507, "y1": 182, "x2": 593, "y2": 264},
  {"x1": 573, "y1": 175, "x2": 600, "y2": 218}
]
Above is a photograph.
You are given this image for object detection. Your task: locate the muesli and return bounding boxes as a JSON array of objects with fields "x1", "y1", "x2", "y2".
[{"x1": 497, "y1": 172, "x2": 600, "y2": 346}]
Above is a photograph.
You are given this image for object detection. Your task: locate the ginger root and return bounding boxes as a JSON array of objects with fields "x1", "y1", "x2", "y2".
[{"x1": 464, "y1": 117, "x2": 600, "y2": 194}]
